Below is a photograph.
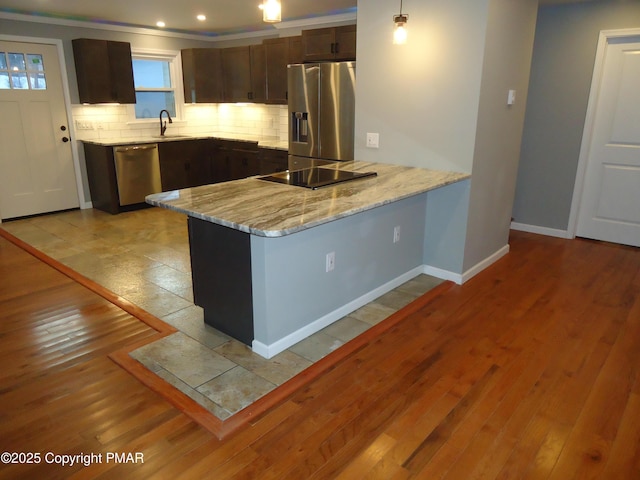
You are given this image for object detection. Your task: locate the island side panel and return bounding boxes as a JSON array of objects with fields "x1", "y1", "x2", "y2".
[
  {"x1": 423, "y1": 179, "x2": 470, "y2": 277},
  {"x1": 250, "y1": 193, "x2": 427, "y2": 349},
  {"x1": 188, "y1": 217, "x2": 254, "y2": 345}
]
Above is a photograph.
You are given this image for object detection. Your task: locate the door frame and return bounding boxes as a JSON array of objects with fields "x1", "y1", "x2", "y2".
[
  {"x1": 0, "y1": 34, "x2": 89, "y2": 223},
  {"x1": 568, "y1": 27, "x2": 640, "y2": 238}
]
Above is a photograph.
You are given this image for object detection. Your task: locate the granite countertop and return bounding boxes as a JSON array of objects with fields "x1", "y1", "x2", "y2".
[
  {"x1": 146, "y1": 161, "x2": 470, "y2": 237},
  {"x1": 81, "y1": 134, "x2": 288, "y2": 150}
]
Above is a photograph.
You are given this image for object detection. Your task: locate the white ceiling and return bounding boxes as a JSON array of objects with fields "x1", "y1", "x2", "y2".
[
  {"x1": 0, "y1": 0, "x2": 357, "y2": 37},
  {"x1": 0, "y1": 0, "x2": 594, "y2": 38}
]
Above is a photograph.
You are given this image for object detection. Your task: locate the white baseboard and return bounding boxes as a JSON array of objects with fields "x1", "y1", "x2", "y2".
[
  {"x1": 510, "y1": 222, "x2": 572, "y2": 239},
  {"x1": 423, "y1": 244, "x2": 509, "y2": 285},
  {"x1": 461, "y1": 244, "x2": 509, "y2": 283},
  {"x1": 422, "y1": 265, "x2": 463, "y2": 285},
  {"x1": 252, "y1": 266, "x2": 424, "y2": 359}
]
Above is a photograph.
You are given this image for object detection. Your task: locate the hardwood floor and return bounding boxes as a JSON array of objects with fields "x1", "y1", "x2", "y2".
[{"x1": 0, "y1": 230, "x2": 638, "y2": 479}]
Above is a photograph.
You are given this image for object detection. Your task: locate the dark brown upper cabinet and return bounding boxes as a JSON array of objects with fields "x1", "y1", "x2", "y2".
[
  {"x1": 250, "y1": 44, "x2": 266, "y2": 104},
  {"x1": 289, "y1": 36, "x2": 303, "y2": 64},
  {"x1": 181, "y1": 48, "x2": 223, "y2": 103},
  {"x1": 221, "y1": 45, "x2": 266, "y2": 103},
  {"x1": 263, "y1": 37, "x2": 302, "y2": 105},
  {"x1": 72, "y1": 38, "x2": 136, "y2": 104},
  {"x1": 301, "y1": 25, "x2": 356, "y2": 62}
]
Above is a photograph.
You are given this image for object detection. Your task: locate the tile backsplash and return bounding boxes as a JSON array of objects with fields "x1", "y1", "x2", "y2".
[{"x1": 72, "y1": 103, "x2": 288, "y2": 142}]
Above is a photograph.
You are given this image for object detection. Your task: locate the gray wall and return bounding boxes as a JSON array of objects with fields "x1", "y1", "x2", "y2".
[
  {"x1": 464, "y1": 0, "x2": 538, "y2": 270},
  {"x1": 354, "y1": 0, "x2": 488, "y2": 173},
  {"x1": 355, "y1": 0, "x2": 537, "y2": 276},
  {"x1": 513, "y1": 1, "x2": 640, "y2": 231},
  {"x1": 251, "y1": 194, "x2": 426, "y2": 351}
]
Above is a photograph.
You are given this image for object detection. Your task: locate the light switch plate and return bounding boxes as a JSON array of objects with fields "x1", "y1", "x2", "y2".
[{"x1": 366, "y1": 132, "x2": 379, "y2": 148}]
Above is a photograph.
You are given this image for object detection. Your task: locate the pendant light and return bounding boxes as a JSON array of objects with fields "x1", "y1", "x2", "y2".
[
  {"x1": 393, "y1": 0, "x2": 408, "y2": 45},
  {"x1": 262, "y1": 0, "x2": 282, "y2": 23}
]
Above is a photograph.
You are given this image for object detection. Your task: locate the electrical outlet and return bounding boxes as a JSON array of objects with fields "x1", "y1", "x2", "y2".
[
  {"x1": 366, "y1": 132, "x2": 379, "y2": 148},
  {"x1": 393, "y1": 225, "x2": 401, "y2": 243},
  {"x1": 326, "y1": 251, "x2": 335, "y2": 272}
]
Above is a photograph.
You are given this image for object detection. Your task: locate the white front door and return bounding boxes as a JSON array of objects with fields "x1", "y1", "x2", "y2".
[
  {"x1": 575, "y1": 35, "x2": 640, "y2": 247},
  {"x1": 0, "y1": 41, "x2": 79, "y2": 220}
]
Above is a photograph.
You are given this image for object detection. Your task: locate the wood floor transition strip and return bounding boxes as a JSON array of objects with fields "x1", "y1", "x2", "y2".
[
  {"x1": 0, "y1": 225, "x2": 453, "y2": 439},
  {"x1": 0, "y1": 227, "x2": 176, "y2": 336}
]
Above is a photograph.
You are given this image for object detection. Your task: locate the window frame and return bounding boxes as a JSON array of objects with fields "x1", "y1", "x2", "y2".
[
  {"x1": 0, "y1": 51, "x2": 48, "y2": 91},
  {"x1": 127, "y1": 48, "x2": 184, "y2": 123}
]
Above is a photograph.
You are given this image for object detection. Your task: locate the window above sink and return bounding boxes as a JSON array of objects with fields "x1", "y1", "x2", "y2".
[{"x1": 127, "y1": 48, "x2": 184, "y2": 124}]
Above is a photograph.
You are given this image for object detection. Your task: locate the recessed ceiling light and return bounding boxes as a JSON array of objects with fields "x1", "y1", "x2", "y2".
[
  {"x1": 197, "y1": 14, "x2": 206, "y2": 21},
  {"x1": 156, "y1": 21, "x2": 166, "y2": 28}
]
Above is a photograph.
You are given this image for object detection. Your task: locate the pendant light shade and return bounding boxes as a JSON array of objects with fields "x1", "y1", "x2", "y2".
[
  {"x1": 393, "y1": 0, "x2": 408, "y2": 45},
  {"x1": 393, "y1": 14, "x2": 408, "y2": 44},
  {"x1": 262, "y1": 0, "x2": 281, "y2": 23}
]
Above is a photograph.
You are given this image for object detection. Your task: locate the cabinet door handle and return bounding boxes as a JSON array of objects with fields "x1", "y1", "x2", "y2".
[
  {"x1": 248, "y1": 91, "x2": 253, "y2": 100},
  {"x1": 62, "y1": 137, "x2": 70, "y2": 143},
  {"x1": 335, "y1": 42, "x2": 339, "y2": 54},
  {"x1": 330, "y1": 42, "x2": 335, "y2": 54}
]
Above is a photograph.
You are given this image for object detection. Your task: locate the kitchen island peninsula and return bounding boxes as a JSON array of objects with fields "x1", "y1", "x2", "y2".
[{"x1": 147, "y1": 161, "x2": 469, "y2": 358}]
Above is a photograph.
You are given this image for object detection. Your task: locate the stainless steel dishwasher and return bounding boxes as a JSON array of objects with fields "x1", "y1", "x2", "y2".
[{"x1": 113, "y1": 144, "x2": 162, "y2": 206}]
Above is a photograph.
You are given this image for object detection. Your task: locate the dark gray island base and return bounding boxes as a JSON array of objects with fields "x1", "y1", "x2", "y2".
[
  {"x1": 188, "y1": 217, "x2": 253, "y2": 345},
  {"x1": 147, "y1": 161, "x2": 470, "y2": 358}
]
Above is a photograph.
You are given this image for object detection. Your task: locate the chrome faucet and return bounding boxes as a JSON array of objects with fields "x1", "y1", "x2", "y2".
[{"x1": 159, "y1": 109, "x2": 173, "y2": 136}]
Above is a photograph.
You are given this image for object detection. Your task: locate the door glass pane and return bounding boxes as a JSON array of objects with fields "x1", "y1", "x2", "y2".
[
  {"x1": 8, "y1": 52, "x2": 26, "y2": 71},
  {"x1": 134, "y1": 91, "x2": 176, "y2": 118},
  {"x1": 26, "y1": 54, "x2": 44, "y2": 71},
  {"x1": 0, "y1": 52, "x2": 47, "y2": 90},
  {"x1": 0, "y1": 72, "x2": 9, "y2": 89},
  {"x1": 10, "y1": 72, "x2": 28, "y2": 89},
  {"x1": 133, "y1": 59, "x2": 172, "y2": 88},
  {"x1": 29, "y1": 73, "x2": 47, "y2": 90}
]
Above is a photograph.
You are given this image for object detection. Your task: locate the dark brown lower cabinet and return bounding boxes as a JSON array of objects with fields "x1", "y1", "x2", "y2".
[
  {"x1": 230, "y1": 149, "x2": 261, "y2": 180},
  {"x1": 217, "y1": 140, "x2": 260, "y2": 181},
  {"x1": 83, "y1": 143, "x2": 120, "y2": 214},
  {"x1": 84, "y1": 138, "x2": 288, "y2": 214},
  {"x1": 259, "y1": 148, "x2": 288, "y2": 174},
  {"x1": 158, "y1": 139, "x2": 215, "y2": 191}
]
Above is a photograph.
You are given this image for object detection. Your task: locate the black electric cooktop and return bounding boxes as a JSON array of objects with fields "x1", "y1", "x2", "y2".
[{"x1": 258, "y1": 167, "x2": 377, "y2": 190}]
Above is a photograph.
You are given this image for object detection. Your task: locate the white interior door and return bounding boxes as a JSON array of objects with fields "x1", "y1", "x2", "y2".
[
  {"x1": 0, "y1": 41, "x2": 79, "y2": 220},
  {"x1": 575, "y1": 35, "x2": 640, "y2": 247}
]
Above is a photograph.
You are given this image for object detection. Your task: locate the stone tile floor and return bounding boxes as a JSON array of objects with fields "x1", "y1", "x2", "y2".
[{"x1": 1, "y1": 207, "x2": 442, "y2": 420}]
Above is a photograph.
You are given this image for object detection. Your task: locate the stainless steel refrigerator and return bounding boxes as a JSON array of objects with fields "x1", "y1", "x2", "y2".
[{"x1": 288, "y1": 61, "x2": 356, "y2": 169}]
